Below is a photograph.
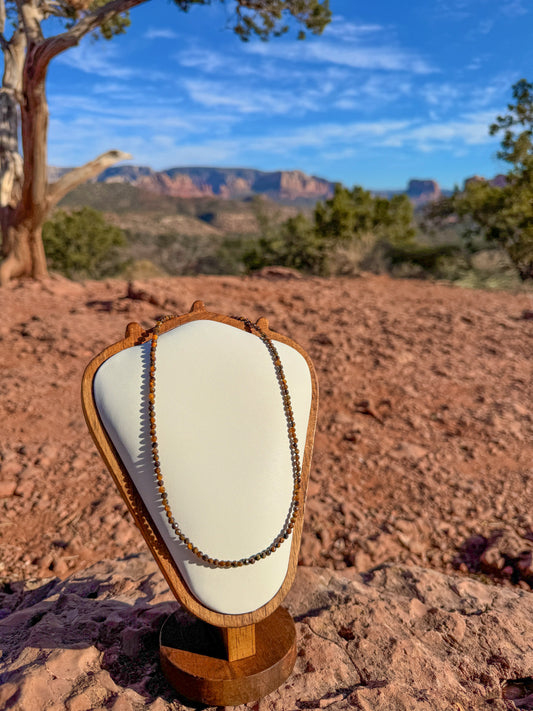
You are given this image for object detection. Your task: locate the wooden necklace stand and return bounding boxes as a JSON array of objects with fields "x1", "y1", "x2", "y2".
[{"x1": 81, "y1": 302, "x2": 319, "y2": 706}]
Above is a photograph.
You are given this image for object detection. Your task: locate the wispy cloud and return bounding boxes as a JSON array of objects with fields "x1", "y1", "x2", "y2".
[
  {"x1": 237, "y1": 112, "x2": 497, "y2": 157},
  {"x1": 177, "y1": 48, "x2": 228, "y2": 73},
  {"x1": 144, "y1": 28, "x2": 179, "y2": 40},
  {"x1": 182, "y1": 78, "x2": 334, "y2": 115},
  {"x1": 420, "y1": 74, "x2": 516, "y2": 116},
  {"x1": 247, "y1": 40, "x2": 436, "y2": 75},
  {"x1": 57, "y1": 44, "x2": 134, "y2": 79},
  {"x1": 437, "y1": 0, "x2": 527, "y2": 20},
  {"x1": 324, "y1": 18, "x2": 385, "y2": 39},
  {"x1": 333, "y1": 76, "x2": 413, "y2": 111},
  {"x1": 57, "y1": 42, "x2": 171, "y2": 83},
  {"x1": 501, "y1": 0, "x2": 528, "y2": 16}
]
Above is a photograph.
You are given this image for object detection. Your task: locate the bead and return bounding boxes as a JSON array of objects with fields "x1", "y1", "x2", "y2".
[{"x1": 149, "y1": 315, "x2": 302, "y2": 569}]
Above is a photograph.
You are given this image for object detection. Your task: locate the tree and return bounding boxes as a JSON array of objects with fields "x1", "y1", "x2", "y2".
[
  {"x1": 0, "y1": 0, "x2": 331, "y2": 285},
  {"x1": 428, "y1": 79, "x2": 533, "y2": 281},
  {"x1": 43, "y1": 207, "x2": 126, "y2": 278},
  {"x1": 314, "y1": 184, "x2": 415, "y2": 246},
  {"x1": 244, "y1": 183, "x2": 416, "y2": 275}
]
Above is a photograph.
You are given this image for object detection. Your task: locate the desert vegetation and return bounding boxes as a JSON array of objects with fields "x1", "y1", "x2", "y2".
[
  {"x1": 0, "y1": 0, "x2": 330, "y2": 284},
  {"x1": 21, "y1": 81, "x2": 528, "y2": 292}
]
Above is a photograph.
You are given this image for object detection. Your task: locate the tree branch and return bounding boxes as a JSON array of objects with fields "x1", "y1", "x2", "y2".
[
  {"x1": 46, "y1": 149, "x2": 132, "y2": 209},
  {"x1": 16, "y1": 0, "x2": 45, "y2": 44},
  {"x1": 31, "y1": 0, "x2": 145, "y2": 80}
]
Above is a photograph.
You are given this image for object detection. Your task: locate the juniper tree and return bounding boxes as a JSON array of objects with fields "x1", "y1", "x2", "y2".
[{"x1": 0, "y1": 0, "x2": 330, "y2": 284}]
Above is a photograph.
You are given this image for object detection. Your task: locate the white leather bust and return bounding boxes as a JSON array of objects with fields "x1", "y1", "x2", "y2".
[{"x1": 93, "y1": 319, "x2": 313, "y2": 614}]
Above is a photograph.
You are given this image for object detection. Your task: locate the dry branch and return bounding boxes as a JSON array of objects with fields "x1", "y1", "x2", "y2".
[{"x1": 46, "y1": 149, "x2": 132, "y2": 209}]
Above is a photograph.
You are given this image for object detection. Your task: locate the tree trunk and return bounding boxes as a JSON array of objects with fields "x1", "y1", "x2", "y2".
[
  {"x1": 0, "y1": 88, "x2": 23, "y2": 210},
  {"x1": 0, "y1": 220, "x2": 32, "y2": 284},
  {"x1": 16, "y1": 54, "x2": 49, "y2": 281},
  {"x1": 0, "y1": 28, "x2": 26, "y2": 283},
  {"x1": 0, "y1": 1, "x2": 138, "y2": 286}
]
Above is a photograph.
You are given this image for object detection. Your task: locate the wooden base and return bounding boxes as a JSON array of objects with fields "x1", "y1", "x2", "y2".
[{"x1": 160, "y1": 607, "x2": 297, "y2": 706}]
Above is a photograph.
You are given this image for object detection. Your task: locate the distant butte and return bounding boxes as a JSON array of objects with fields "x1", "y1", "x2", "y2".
[{"x1": 47, "y1": 165, "x2": 505, "y2": 205}]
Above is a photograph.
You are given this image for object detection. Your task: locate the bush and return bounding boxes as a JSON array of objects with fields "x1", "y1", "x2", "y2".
[
  {"x1": 243, "y1": 213, "x2": 324, "y2": 273},
  {"x1": 243, "y1": 185, "x2": 417, "y2": 276},
  {"x1": 43, "y1": 207, "x2": 126, "y2": 279}
]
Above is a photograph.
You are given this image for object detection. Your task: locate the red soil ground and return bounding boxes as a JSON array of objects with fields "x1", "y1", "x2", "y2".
[{"x1": 0, "y1": 273, "x2": 532, "y2": 589}]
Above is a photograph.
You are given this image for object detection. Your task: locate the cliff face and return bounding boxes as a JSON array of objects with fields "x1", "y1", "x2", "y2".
[
  {"x1": 464, "y1": 174, "x2": 507, "y2": 189},
  {"x1": 95, "y1": 166, "x2": 335, "y2": 202},
  {"x1": 406, "y1": 179, "x2": 442, "y2": 205}
]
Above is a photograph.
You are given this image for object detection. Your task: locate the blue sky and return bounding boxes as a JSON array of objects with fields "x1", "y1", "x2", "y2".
[{"x1": 45, "y1": 0, "x2": 533, "y2": 190}]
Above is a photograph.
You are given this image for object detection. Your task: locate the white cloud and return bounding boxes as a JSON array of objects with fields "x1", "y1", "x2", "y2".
[
  {"x1": 182, "y1": 78, "x2": 332, "y2": 115},
  {"x1": 233, "y1": 112, "x2": 498, "y2": 158},
  {"x1": 145, "y1": 28, "x2": 179, "y2": 40},
  {"x1": 57, "y1": 42, "x2": 170, "y2": 83},
  {"x1": 421, "y1": 83, "x2": 461, "y2": 108},
  {"x1": 177, "y1": 49, "x2": 227, "y2": 73},
  {"x1": 57, "y1": 44, "x2": 134, "y2": 79},
  {"x1": 247, "y1": 40, "x2": 436, "y2": 75},
  {"x1": 324, "y1": 18, "x2": 385, "y2": 39}
]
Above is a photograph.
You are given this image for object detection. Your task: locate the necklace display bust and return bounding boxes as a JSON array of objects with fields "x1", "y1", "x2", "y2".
[{"x1": 82, "y1": 302, "x2": 319, "y2": 705}]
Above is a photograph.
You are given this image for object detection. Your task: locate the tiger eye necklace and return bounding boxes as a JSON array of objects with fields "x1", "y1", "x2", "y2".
[{"x1": 148, "y1": 315, "x2": 301, "y2": 568}]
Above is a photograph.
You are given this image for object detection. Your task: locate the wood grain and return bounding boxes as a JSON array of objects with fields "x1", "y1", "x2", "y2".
[
  {"x1": 221, "y1": 624, "x2": 256, "y2": 661},
  {"x1": 81, "y1": 300, "x2": 319, "y2": 628},
  {"x1": 159, "y1": 606, "x2": 296, "y2": 706}
]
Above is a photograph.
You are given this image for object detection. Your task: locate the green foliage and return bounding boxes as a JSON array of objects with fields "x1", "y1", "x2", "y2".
[
  {"x1": 387, "y1": 242, "x2": 463, "y2": 271},
  {"x1": 59, "y1": 0, "x2": 131, "y2": 40},
  {"x1": 42, "y1": 207, "x2": 126, "y2": 279},
  {"x1": 425, "y1": 79, "x2": 533, "y2": 281},
  {"x1": 91, "y1": 0, "x2": 131, "y2": 40},
  {"x1": 490, "y1": 78, "x2": 533, "y2": 171},
  {"x1": 315, "y1": 185, "x2": 415, "y2": 246},
  {"x1": 171, "y1": 0, "x2": 331, "y2": 41},
  {"x1": 244, "y1": 212, "x2": 323, "y2": 272},
  {"x1": 245, "y1": 183, "x2": 416, "y2": 275},
  {"x1": 451, "y1": 179, "x2": 533, "y2": 280}
]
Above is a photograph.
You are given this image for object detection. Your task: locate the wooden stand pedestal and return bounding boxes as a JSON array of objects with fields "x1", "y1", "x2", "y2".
[{"x1": 160, "y1": 606, "x2": 297, "y2": 706}]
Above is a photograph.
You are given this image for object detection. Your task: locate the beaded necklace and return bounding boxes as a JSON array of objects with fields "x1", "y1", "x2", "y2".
[{"x1": 148, "y1": 315, "x2": 301, "y2": 568}]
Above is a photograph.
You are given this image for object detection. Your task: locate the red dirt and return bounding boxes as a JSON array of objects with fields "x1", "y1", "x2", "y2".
[{"x1": 0, "y1": 273, "x2": 532, "y2": 588}]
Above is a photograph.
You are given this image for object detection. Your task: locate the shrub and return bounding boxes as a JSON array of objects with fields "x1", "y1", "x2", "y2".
[{"x1": 43, "y1": 207, "x2": 126, "y2": 279}]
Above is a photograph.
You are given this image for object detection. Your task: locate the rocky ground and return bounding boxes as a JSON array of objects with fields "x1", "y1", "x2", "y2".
[
  {"x1": 0, "y1": 272, "x2": 531, "y2": 587},
  {"x1": 1, "y1": 553, "x2": 533, "y2": 710},
  {"x1": 0, "y1": 272, "x2": 532, "y2": 708}
]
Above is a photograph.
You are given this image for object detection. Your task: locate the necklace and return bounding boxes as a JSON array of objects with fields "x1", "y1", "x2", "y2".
[{"x1": 148, "y1": 315, "x2": 301, "y2": 568}]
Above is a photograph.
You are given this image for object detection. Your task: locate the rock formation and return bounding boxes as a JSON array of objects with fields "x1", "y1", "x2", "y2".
[
  {"x1": 1, "y1": 553, "x2": 532, "y2": 710},
  {"x1": 464, "y1": 174, "x2": 507, "y2": 189},
  {"x1": 48, "y1": 164, "x2": 465, "y2": 205},
  {"x1": 406, "y1": 179, "x2": 442, "y2": 205},
  {"x1": 93, "y1": 166, "x2": 335, "y2": 203}
]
